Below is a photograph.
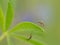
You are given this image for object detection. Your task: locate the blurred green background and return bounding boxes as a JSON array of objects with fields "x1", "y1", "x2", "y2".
[{"x1": 0, "y1": 0, "x2": 60, "y2": 45}]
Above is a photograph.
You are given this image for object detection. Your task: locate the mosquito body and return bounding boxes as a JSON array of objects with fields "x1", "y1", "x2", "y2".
[
  {"x1": 27, "y1": 33, "x2": 32, "y2": 40},
  {"x1": 38, "y1": 21, "x2": 48, "y2": 30},
  {"x1": 38, "y1": 21, "x2": 45, "y2": 27}
]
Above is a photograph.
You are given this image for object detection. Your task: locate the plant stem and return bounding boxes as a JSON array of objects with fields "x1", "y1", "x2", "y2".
[{"x1": 0, "y1": 32, "x2": 8, "y2": 41}]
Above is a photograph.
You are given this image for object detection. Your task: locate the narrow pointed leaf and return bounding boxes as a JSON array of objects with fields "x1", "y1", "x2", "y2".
[
  {"x1": 0, "y1": 7, "x2": 5, "y2": 32},
  {"x1": 5, "y1": 2, "x2": 14, "y2": 31},
  {"x1": 9, "y1": 22, "x2": 44, "y2": 33}
]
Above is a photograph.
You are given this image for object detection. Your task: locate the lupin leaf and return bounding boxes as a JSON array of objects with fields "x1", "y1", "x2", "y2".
[
  {"x1": 5, "y1": 2, "x2": 14, "y2": 31},
  {"x1": 7, "y1": 22, "x2": 45, "y2": 45},
  {"x1": 9, "y1": 22, "x2": 44, "y2": 33},
  {"x1": 0, "y1": 7, "x2": 5, "y2": 32}
]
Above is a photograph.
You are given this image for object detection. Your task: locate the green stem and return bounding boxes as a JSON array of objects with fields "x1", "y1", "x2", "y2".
[{"x1": 0, "y1": 32, "x2": 8, "y2": 41}]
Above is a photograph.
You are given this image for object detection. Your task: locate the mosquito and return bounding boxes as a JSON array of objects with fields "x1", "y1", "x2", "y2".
[
  {"x1": 27, "y1": 33, "x2": 32, "y2": 40},
  {"x1": 38, "y1": 21, "x2": 48, "y2": 30},
  {"x1": 38, "y1": 21, "x2": 45, "y2": 27}
]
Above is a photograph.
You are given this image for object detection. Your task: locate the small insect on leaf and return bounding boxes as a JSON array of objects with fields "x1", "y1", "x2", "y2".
[
  {"x1": 27, "y1": 33, "x2": 32, "y2": 40},
  {"x1": 38, "y1": 21, "x2": 45, "y2": 27},
  {"x1": 38, "y1": 21, "x2": 48, "y2": 30}
]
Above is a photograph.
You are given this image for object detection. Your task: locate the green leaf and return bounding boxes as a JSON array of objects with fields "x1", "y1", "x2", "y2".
[
  {"x1": 9, "y1": 33, "x2": 44, "y2": 45},
  {"x1": 9, "y1": 22, "x2": 44, "y2": 33},
  {"x1": 5, "y1": 2, "x2": 14, "y2": 31},
  {"x1": 7, "y1": 22, "x2": 45, "y2": 45},
  {"x1": 0, "y1": 7, "x2": 5, "y2": 32}
]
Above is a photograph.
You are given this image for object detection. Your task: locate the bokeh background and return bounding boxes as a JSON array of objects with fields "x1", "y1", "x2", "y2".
[{"x1": 0, "y1": 0, "x2": 60, "y2": 45}]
